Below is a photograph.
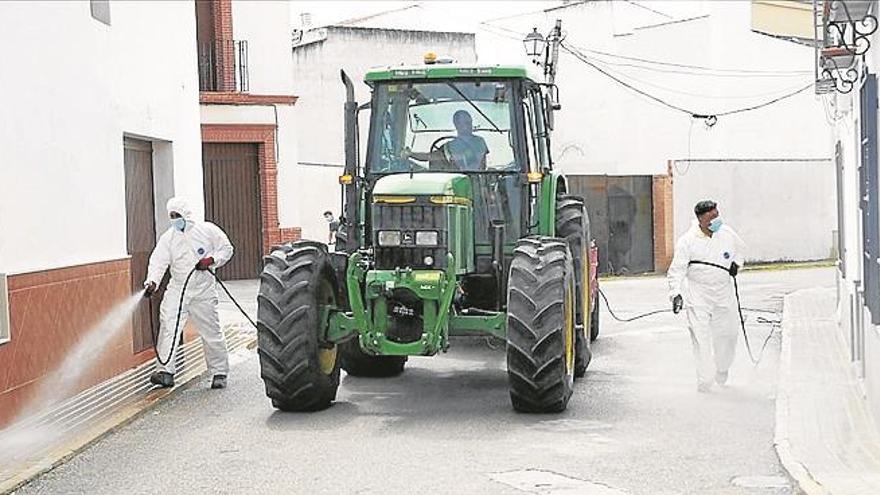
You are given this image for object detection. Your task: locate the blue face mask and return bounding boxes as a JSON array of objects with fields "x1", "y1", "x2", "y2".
[
  {"x1": 708, "y1": 217, "x2": 723, "y2": 233},
  {"x1": 172, "y1": 217, "x2": 186, "y2": 232}
]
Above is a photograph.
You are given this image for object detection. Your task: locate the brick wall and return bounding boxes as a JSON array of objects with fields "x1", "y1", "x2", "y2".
[
  {"x1": 653, "y1": 166, "x2": 675, "y2": 272},
  {"x1": 279, "y1": 227, "x2": 302, "y2": 245},
  {"x1": 212, "y1": 0, "x2": 236, "y2": 92}
]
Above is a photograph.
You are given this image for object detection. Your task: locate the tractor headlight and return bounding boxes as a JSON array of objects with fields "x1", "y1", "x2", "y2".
[
  {"x1": 378, "y1": 230, "x2": 401, "y2": 246},
  {"x1": 424, "y1": 255, "x2": 434, "y2": 266},
  {"x1": 415, "y1": 231, "x2": 439, "y2": 246}
]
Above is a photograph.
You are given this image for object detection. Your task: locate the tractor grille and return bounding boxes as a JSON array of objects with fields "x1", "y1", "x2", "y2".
[{"x1": 372, "y1": 200, "x2": 448, "y2": 270}]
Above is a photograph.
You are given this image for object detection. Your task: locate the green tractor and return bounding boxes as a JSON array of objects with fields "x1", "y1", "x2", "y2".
[{"x1": 256, "y1": 60, "x2": 600, "y2": 413}]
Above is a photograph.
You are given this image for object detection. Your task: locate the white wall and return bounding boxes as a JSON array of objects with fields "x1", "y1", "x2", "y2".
[
  {"x1": 233, "y1": 0, "x2": 294, "y2": 95},
  {"x1": 290, "y1": 27, "x2": 477, "y2": 240},
  {"x1": 229, "y1": 0, "x2": 300, "y2": 232},
  {"x1": 672, "y1": 160, "x2": 836, "y2": 262},
  {"x1": 0, "y1": 1, "x2": 201, "y2": 274}
]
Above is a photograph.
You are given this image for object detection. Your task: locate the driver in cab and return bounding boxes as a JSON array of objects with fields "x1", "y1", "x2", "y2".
[{"x1": 402, "y1": 110, "x2": 489, "y2": 171}]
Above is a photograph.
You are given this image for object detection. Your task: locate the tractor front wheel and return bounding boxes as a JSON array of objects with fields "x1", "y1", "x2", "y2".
[
  {"x1": 506, "y1": 237, "x2": 576, "y2": 413},
  {"x1": 257, "y1": 242, "x2": 341, "y2": 412},
  {"x1": 340, "y1": 340, "x2": 407, "y2": 377}
]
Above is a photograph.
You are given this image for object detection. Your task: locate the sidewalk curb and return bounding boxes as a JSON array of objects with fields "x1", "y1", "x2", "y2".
[
  {"x1": 773, "y1": 291, "x2": 826, "y2": 495},
  {"x1": 1, "y1": 331, "x2": 256, "y2": 495}
]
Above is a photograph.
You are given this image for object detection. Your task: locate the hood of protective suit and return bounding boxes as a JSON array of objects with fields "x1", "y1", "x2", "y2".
[{"x1": 166, "y1": 197, "x2": 195, "y2": 222}]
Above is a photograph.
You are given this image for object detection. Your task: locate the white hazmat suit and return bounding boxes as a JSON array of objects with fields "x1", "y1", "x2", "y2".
[
  {"x1": 145, "y1": 198, "x2": 234, "y2": 377},
  {"x1": 667, "y1": 220, "x2": 745, "y2": 388}
]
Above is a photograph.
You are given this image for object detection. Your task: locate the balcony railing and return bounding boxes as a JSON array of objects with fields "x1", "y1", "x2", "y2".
[{"x1": 198, "y1": 39, "x2": 249, "y2": 92}]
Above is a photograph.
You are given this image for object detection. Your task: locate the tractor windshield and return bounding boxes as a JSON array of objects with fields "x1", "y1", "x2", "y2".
[{"x1": 368, "y1": 80, "x2": 520, "y2": 174}]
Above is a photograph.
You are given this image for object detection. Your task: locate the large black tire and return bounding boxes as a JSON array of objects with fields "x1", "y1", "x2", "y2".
[
  {"x1": 556, "y1": 195, "x2": 592, "y2": 378},
  {"x1": 340, "y1": 340, "x2": 407, "y2": 377},
  {"x1": 257, "y1": 241, "x2": 341, "y2": 412},
  {"x1": 506, "y1": 237, "x2": 576, "y2": 413}
]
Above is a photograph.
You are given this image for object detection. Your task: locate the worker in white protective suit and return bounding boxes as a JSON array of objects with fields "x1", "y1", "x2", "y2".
[
  {"x1": 143, "y1": 197, "x2": 234, "y2": 389},
  {"x1": 667, "y1": 200, "x2": 746, "y2": 393}
]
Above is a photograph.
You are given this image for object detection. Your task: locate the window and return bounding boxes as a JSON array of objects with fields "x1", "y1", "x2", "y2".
[
  {"x1": 0, "y1": 274, "x2": 9, "y2": 345},
  {"x1": 90, "y1": 0, "x2": 111, "y2": 25},
  {"x1": 368, "y1": 80, "x2": 519, "y2": 173}
]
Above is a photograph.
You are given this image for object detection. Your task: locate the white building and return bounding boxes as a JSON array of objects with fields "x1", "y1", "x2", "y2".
[
  {"x1": 0, "y1": 0, "x2": 202, "y2": 427},
  {"x1": 290, "y1": 25, "x2": 477, "y2": 240},
  {"x1": 823, "y1": 0, "x2": 880, "y2": 426}
]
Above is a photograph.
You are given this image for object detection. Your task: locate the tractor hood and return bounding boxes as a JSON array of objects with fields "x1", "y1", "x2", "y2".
[{"x1": 372, "y1": 173, "x2": 472, "y2": 199}]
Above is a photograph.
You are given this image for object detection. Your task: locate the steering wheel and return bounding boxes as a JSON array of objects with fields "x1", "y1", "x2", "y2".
[
  {"x1": 428, "y1": 136, "x2": 457, "y2": 171},
  {"x1": 430, "y1": 136, "x2": 456, "y2": 154}
]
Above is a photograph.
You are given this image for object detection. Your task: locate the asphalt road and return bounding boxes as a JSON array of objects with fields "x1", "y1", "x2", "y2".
[{"x1": 16, "y1": 267, "x2": 835, "y2": 495}]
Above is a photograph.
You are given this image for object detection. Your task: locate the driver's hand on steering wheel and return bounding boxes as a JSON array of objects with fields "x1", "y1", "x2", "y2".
[{"x1": 400, "y1": 147, "x2": 412, "y2": 160}]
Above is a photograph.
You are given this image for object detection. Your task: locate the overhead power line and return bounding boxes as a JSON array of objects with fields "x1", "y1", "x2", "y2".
[
  {"x1": 481, "y1": 22, "x2": 811, "y2": 76},
  {"x1": 561, "y1": 43, "x2": 814, "y2": 122}
]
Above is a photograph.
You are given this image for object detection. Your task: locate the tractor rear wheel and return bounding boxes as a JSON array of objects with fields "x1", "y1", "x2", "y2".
[
  {"x1": 556, "y1": 195, "x2": 593, "y2": 378},
  {"x1": 590, "y1": 292, "x2": 600, "y2": 342},
  {"x1": 506, "y1": 237, "x2": 576, "y2": 413},
  {"x1": 341, "y1": 340, "x2": 407, "y2": 377},
  {"x1": 257, "y1": 242, "x2": 341, "y2": 412}
]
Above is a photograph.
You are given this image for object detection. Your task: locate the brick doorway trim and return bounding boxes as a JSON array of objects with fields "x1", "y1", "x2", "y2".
[{"x1": 201, "y1": 124, "x2": 281, "y2": 254}]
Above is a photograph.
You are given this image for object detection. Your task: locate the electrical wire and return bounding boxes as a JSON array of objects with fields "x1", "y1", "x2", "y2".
[
  {"x1": 481, "y1": 22, "x2": 811, "y2": 76},
  {"x1": 582, "y1": 53, "x2": 814, "y2": 99},
  {"x1": 562, "y1": 42, "x2": 815, "y2": 121}
]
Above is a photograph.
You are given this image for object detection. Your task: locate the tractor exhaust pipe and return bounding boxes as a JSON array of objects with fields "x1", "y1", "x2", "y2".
[{"x1": 340, "y1": 69, "x2": 358, "y2": 249}]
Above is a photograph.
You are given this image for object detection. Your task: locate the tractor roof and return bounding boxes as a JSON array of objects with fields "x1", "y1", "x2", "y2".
[{"x1": 364, "y1": 63, "x2": 539, "y2": 84}]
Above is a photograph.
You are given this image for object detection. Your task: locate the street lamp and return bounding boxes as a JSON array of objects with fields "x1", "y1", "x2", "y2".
[{"x1": 523, "y1": 28, "x2": 546, "y2": 62}]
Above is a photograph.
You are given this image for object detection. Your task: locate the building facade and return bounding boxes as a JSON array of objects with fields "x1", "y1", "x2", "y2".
[
  {"x1": 0, "y1": 1, "x2": 203, "y2": 427},
  {"x1": 197, "y1": 0, "x2": 301, "y2": 280},
  {"x1": 0, "y1": 0, "x2": 304, "y2": 428},
  {"x1": 823, "y1": 0, "x2": 880, "y2": 426}
]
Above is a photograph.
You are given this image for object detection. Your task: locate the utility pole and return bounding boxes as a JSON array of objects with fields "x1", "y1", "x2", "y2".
[{"x1": 546, "y1": 19, "x2": 562, "y2": 88}]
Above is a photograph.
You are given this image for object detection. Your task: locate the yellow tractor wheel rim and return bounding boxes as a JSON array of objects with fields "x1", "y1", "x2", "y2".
[
  {"x1": 564, "y1": 283, "x2": 575, "y2": 373},
  {"x1": 318, "y1": 346, "x2": 337, "y2": 375}
]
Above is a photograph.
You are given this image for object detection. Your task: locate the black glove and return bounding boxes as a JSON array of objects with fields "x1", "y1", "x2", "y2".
[
  {"x1": 672, "y1": 295, "x2": 683, "y2": 314},
  {"x1": 143, "y1": 281, "x2": 157, "y2": 298},
  {"x1": 729, "y1": 262, "x2": 739, "y2": 277}
]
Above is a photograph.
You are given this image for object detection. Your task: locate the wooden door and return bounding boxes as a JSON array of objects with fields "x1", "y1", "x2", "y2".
[
  {"x1": 202, "y1": 142, "x2": 262, "y2": 280},
  {"x1": 124, "y1": 138, "x2": 161, "y2": 353}
]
